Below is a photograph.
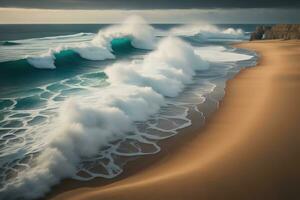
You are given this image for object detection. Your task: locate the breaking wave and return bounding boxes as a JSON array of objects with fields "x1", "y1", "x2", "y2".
[
  {"x1": 169, "y1": 24, "x2": 246, "y2": 40},
  {"x1": 0, "y1": 16, "x2": 156, "y2": 70},
  {"x1": 0, "y1": 21, "x2": 248, "y2": 71},
  {"x1": 0, "y1": 37, "x2": 135, "y2": 79},
  {"x1": 0, "y1": 16, "x2": 259, "y2": 200},
  {"x1": 0, "y1": 36, "x2": 210, "y2": 199}
]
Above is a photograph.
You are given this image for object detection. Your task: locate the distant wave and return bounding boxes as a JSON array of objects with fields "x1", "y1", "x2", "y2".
[
  {"x1": 26, "y1": 44, "x2": 115, "y2": 69},
  {"x1": 169, "y1": 24, "x2": 246, "y2": 40},
  {"x1": 20, "y1": 16, "x2": 156, "y2": 69},
  {"x1": 0, "y1": 22, "x2": 247, "y2": 70},
  {"x1": 0, "y1": 38, "x2": 138, "y2": 76},
  {"x1": 1, "y1": 41, "x2": 21, "y2": 46},
  {"x1": 35, "y1": 32, "x2": 94, "y2": 40},
  {"x1": 0, "y1": 49, "x2": 105, "y2": 78}
]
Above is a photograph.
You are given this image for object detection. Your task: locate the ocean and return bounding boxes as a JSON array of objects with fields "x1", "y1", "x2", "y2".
[{"x1": 0, "y1": 17, "x2": 258, "y2": 199}]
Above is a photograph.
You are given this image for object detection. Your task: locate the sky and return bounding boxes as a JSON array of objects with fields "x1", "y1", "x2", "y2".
[{"x1": 0, "y1": 0, "x2": 299, "y2": 24}]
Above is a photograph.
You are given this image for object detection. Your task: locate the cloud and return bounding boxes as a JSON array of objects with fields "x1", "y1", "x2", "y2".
[
  {"x1": 0, "y1": 8, "x2": 299, "y2": 24},
  {"x1": 0, "y1": 0, "x2": 299, "y2": 9}
]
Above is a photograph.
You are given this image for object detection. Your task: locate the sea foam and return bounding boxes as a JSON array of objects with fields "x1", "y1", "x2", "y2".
[
  {"x1": 0, "y1": 36, "x2": 209, "y2": 199},
  {"x1": 169, "y1": 24, "x2": 245, "y2": 39},
  {"x1": 26, "y1": 15, "x2": 156, "y2": 69},
  {"x1": 0, "y1": 17, "x2": 258, "y2": 200},
  {"x1": 27, "y1": 52, "x2": 56, "y2": 69},
  {"x1": 195, "y1": 46, "x2": 254, "y2": 62},
  {"x1": 106, "y1": 37, "x2": 209, "y2": 97}
]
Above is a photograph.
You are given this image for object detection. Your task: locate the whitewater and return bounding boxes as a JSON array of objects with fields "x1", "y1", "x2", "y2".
[{"x1": 0, "y1": 16, "x2": 257, "y2": 199}]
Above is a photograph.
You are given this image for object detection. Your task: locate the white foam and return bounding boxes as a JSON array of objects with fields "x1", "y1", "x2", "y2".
[
  {"x1": 26, "y1": 52, "x2": 56, "y2": 69},
  {"x1": 93, "y1": 15, "x2": 156, "y2": 50},
  {"x1": 106, "y1": 37, "x2": 209, "y2": 97},
  {"x1": 0, "y1": 18, "x2": 258, "y2": 200},
  {"x1": 57, "y1": 43, "x2": 116, "y2": 61},
  {"x1": 195, "y1": 46, "x2": 253, "y2": 62},
  {"x1": 26, "y1": 43, "x2": 115, "y2": 69},
  {"x1": 0, "y1": 36, "x2": 209, "y2": 199},
  {"x1": 25, "y1": 15, "x2": 156, "y2": 69},
  {"x1": 170, "y1": 24, "x2": 245, "y2": 39},
  {"x1": 36, "y1": 32, "x2": 94, "y2": 40}
]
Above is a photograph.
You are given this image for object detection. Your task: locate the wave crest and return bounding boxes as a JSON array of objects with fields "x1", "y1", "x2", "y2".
[
  {"x1": 93, "y1": 15, "x2": 156, "y2": 50},
  {"x1": 106, "y1": 37, "x2": 209, "y2": 97},
  {"x1": 24, "y1": 16, "x2": 156, "y2": 69},
  {"x1": 0, "y1": 37, "x2": 209, "y2": 199},
  {"x1": 170, "y1": 24, "x2": 245, "y2": 39}
]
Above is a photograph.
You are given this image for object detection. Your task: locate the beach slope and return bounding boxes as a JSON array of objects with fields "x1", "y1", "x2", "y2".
[{"x1": 51, "y1": 40, "x2": 300, "y2": 200}]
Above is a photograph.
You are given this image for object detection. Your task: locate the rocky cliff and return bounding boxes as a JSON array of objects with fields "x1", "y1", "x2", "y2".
[{"x1": 250, "y1": 24, "x2": 300, "y2": 41}]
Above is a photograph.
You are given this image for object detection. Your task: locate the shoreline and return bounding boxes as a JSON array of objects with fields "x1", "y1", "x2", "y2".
[
  {"x1": 45, "y1": 83, "x2": 219, "y2": 199},
  {"x1": 49, "y1": 40, "x2": 300, "y2": 200}
]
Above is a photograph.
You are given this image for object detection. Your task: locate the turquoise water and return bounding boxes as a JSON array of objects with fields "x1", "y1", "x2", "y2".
[{"x1": 0, "y1": 22, "x2": 257, "y2": 199}]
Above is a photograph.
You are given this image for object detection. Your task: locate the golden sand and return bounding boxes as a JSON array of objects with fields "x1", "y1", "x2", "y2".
[{"x1": 50, "y1": 40, "x2": 300, "y2": 200}]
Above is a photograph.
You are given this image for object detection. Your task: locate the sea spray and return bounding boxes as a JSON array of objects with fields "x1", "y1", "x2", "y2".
[
  {"x1": 24, "y1": 23, "x2": 245, "y2": 69},
  {"x1": 93, "y1": 15, "x2": 157, "y2": 50},
  {"x1": 106, "y1": 37, "x2": 209, "y2": 97},
  {"x1": 169, "y1": 24, "x2": 245, "y2": 39},
  {"x1": 25, "y1": 15, "x2": 156, "y2": 69},
  {"x1": 27, "y1": 52, "x2": 56, "y2": 69},
  {"x1": 0, "y1": 18, "x2": 258, "y2": 200},
  {"x1": 0, "y1": 36, "x2": 209, "y2": 199}
]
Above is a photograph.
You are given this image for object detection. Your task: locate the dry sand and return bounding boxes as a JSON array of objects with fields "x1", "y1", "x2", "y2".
[{"x1": 50, "y1": 40, "x2": 300, "y2": 200}]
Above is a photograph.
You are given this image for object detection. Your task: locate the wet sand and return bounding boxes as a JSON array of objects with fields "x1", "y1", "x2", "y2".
[{"x1": 50, "y1": 40, "x2": 300, "y2": 200}]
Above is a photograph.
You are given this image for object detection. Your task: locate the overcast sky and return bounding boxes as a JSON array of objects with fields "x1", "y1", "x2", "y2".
[
  {"x1": 1, "y1": 0, "x2": 299, "y2": 9},
  {"x1": 0, "y1": 0, "x2": 299, "y2": 24}
]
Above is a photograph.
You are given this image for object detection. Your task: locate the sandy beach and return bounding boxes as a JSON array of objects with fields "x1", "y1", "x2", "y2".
[{"x1": 50, "y1": 40, "x2": 300, "y2": 200}]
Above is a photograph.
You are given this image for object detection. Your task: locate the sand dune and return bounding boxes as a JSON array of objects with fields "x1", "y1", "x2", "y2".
[{"x1": 50, "y1": 40, "x2": 300, "y2": 200}]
